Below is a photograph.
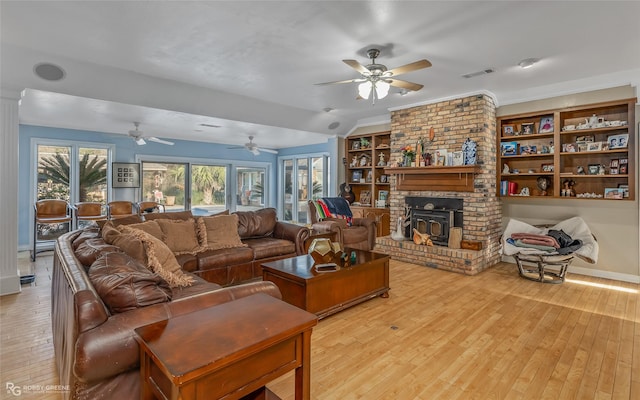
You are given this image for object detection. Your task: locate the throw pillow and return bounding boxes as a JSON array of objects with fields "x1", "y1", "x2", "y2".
[
  {"x1": 89, "y1": 252, "x2": 172, "y2": 314},
  {"x1": 101, "y1": 222, "x2": 146, "y2": 265},
  {"x1": 123, "y1": 228, "x2": 195, "y2": 287},
  {"x1": 194, "y1": 210, "x2": 230, "y2": 244},
  {"x1": 197, "y1": 214, "x2": 247, "y2": 251},
  {"x1": 125, "y1": 220, "x2": 164, "y2": 240},
  {"x1": 154, "y1": 218, "x2": 201, "y2": 255},
  {"x1": 143, "y1": 210, "x2": 193, "y2": 221}
]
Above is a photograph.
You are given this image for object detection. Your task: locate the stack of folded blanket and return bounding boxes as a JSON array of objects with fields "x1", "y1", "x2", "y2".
[
  {"x1": 502, "y1": 217, "x2": 598, "y2": 264},
  {"x1": 506, "y1": 230, "x2": 583, "y2": 255}
]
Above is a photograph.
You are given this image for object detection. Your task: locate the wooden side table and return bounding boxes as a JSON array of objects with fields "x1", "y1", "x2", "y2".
[{"x1": 134, "y1": 293, "x2": 318, "y2": 400}]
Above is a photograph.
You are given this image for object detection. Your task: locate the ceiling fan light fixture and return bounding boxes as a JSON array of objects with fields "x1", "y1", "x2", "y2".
[
  {"x1": 135, "y1": 137, "x2": 146, "y2": 145},
  {"x1": 358, "y1": 81, "x2": 373, "y2": 99},
  {"x1": 375, "y1": 81, "x2": 390, "y2": 99}
]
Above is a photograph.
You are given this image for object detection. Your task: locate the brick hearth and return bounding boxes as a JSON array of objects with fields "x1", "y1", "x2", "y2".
[{"x1": 375, "y1": 94, "x2": 502, "y2": 275}]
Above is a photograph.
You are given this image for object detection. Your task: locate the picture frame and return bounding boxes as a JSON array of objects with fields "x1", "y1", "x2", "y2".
[
  {"x1": 520, "y1": 122, "x2": 535, "y2": 135},
  {"x1": 359, "y1": 190, "x2": 371, "y2": 205},
  {"x1": 619, "y1": 158, "x2": 628, "y2": 174},
  {"x1": 604, "y1": 188, "x2": 623, "y2": 200},
  {"x1": 587, "y1": 141, "x2": 602, "y2": 152},
  {"x1": 519, "y1": 145, "x2": 537, "y2": 155},
  {"x1": 434, "y1": 149, "x2": 448, "y2": 166},
  {"x1": 610, "y1": 168, "x2": 619, "y2": 175},
  {"x1": 618, "y1": 184, "x2": 629, "y2": 198},
  {"x1": 501, "y1": 142, "x2": 517, "y2": 156},
  {"x1": 502, "y1": 125, "x2": 515, "y2": 136},
  {"x1": 378, "y1": 190, "x2": 388, "y2": 201},
  {"x1": 610, "y1": 159, "x2": 619, "y2": 168},
  {"x1": 576, "y1": 135, "x2": 595, "y2": 143},
  {"x1": 541, "y1": 163, "x2": 554, "y2": 172},
  {"x1": 351, "y1": 170, "x2": 361, "y2": 182},
  {"x1": 451, "y1": 151, "x2": 464, "y2": 166},
  {"x1": 608, "y1": 133, "x2": 629, "y2": 149},
  {"x1": 538, "y1": 116, "x2": 554, "y2": 133},
  {"x1": 562, "y1": 143, "x2": 576, "y2": 153},
  {"x1": 577, "y1": 143, "x2": 588, "y2": 152},
  {"x1": 587, "y1": 164, "x2": 600, "y2": 175},
  {"x1": 112, "y1": 162, "x2": 140, "y2": 188}
]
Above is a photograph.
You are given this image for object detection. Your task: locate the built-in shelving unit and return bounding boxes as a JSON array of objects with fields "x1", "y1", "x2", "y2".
[{"x1": 497, "y1": 98, "x2": 636, "y2": 200}]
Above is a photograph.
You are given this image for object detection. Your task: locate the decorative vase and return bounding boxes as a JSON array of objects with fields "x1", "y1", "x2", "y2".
[
  {"x1": 391, "y1": 217, "x2": 406, "y2": 241},
  {"x1": 462, "y1": 138, "x2": 477, "y2": 165}
]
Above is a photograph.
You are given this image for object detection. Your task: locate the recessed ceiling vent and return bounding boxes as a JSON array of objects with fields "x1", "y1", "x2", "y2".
[
  {"x1": 33, "y1": 63, "x2": 66, "y2": 81},
  {"x1": 462, "y1": 68, "x2": 495, "y2": 79}
]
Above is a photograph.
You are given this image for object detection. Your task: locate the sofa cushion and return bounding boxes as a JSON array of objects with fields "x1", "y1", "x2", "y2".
[
  {"x1": 121, "y1": 227, "x2": 195, "y2": 287},
  {"x1": 126, "y1": 220, "x2": 163, "y2": 240},
  {"x1": 88, "y1": 252, "x2": 172, "y2": 314},
  {"x1": 197, "y1": 247, "x2": 255, "y2": 270},
  {"x1": 243, "y1": 237, "x2": 296, "y2": 259},
  {"x1": 143, "y1": 210, "x2": 193, "y2": 221},
  {"x1": 235, "y1": 208, "x2": 277, "y2": 239},
  {"x1": 154, "y1": 218, "x2": 201, "y2": 255},
  {"x1": 175, "y1": 254, "x2": 198, "y2": 273},
  {"x1": 75, "y1": 238, "x2": 122, "y2": 268},
  {"x1": 197, "y1": 214, "x2": 247, "y2": 250},
  {"x1": 72, "y1": 226, "x2": 101, "y2": 250},
  {"x1": 101, "y1": 223, "x2": 146, "y2": 265}
]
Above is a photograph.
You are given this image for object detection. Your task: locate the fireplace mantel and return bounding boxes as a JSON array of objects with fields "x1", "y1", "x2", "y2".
[{"x1": 384, "y1": 165, "x2": 480, "y2": 192}]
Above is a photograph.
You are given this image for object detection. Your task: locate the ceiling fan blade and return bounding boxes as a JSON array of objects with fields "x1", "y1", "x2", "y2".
[
  {"x1": 315, "y1": 78, "x2": 365, "y2": 86},
  {"x1": 227, "y1": 145, "x2": 244, "y2": 150},
  {"x1": 258, "y1": 147, "x2": 278, "y2": 154},
  {"x1": 148, "y1": 137, "x2": 174, "y2": 146},
  {"x1": 135, "y1": 137, "x2": 146, "y2": 145},
  {"x1": 386, "y1": 59, "x2": 432, "y2": 76},
  {"x1": 343, "y1": 59, "x2": 371, "y2": 75},
  {"x1": 387, "y1": 78, "x2": 424, "y2": 91}
]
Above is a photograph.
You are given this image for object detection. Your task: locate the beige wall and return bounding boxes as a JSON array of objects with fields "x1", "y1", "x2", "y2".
[{"x1": 498, "y1": 86, "x2": 639, "y2": 282}]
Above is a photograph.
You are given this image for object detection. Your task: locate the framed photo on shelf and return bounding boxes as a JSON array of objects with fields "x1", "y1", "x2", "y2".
[
  {"x1": 502, "y1": 125, "x2": 515, "y2": 136},
  {"x1": 604, "y1": 188, "x2": 623, "y2": 200},
  {"x1": 378, "y1": 190, "x2": 389, "y2": 201},
  {"x1": 619, "y1": 158, "x2": 628, "y2": 174},
  {"x1": 618, "y1": 184, "x2": 629, "y2": 198},
  {"x1": 538, "y1": 116, "x2": 554, "y2": 133},
  {"x1": 607, "y1": 133, "x2": 629, "y2": 149},
  {"x1": 112, "y1": 162, "x2": 140, "y2": 188},
  {"x1": 520, "y1": 122, "x2": 535, "y2": 135},
  {"x1": 541, "y1": 163, "x2": 554, "y2": 172},
  {"x1": 562, "y1": 143, "x2": 576, "y2": 153},
  {"x1": 519, "y1": 145, "x2": 537, "y2": 155},
  {"x1": 610, "y1": 168, "x2": 619, "y2": 175},
  {"x1": 501, "y1": 142, "x2": 517, "y2": 156},
  {"x1": 587, "y1": 164, "x2": 601, "y2": 175},
  {"x1": 576, "y1": 135, "x2": 595, "y2": 143},
  {"x1": 359, "y1": 190, "x2": 371, "y2": 205},
  {"x1": 587, "y1": 142, "x2": 603, "y2": 152},
  {"x1": 610, "y1": 159, "x2": 619, "y2": 168},
  {"x1": 351, "y1": 170, "x2": 361, "y2": 182},
  {"x1": 451, "y1": 151, "x2": 464, "y2": 166}
]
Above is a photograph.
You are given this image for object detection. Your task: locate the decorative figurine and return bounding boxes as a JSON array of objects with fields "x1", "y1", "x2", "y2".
[
  {"x1": 536, "y1": 176, "x2": 551, "y2": 196},
  {"x1": 577, "y1": 165, "x2": 586, "y2": 175},
  {"x1": 378, "y1": 153, "x2": 386, "y2": 166},
  {"x1": 503, "y1": 164, "x2": 510, "y2": 174}
]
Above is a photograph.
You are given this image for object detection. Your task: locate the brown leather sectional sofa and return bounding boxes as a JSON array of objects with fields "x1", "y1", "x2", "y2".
[{"x1": 51, "y1": 208, "x2": 309, "y2": 399}]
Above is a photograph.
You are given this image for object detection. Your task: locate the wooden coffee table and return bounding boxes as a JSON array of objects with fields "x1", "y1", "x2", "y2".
[
  {"x1": 261, "y1": 248, "x2": 390, "y2": 319},
  {"x1": 134, "y1": 293, "x2": 318, "y2": 400}
]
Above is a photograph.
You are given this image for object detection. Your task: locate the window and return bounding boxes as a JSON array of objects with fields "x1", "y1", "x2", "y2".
[
  {"x1": 140, "y1": 156, "x2": 269, "y2": 214},
  {"x1": 279, "y1": 154, "x2": 329, "y2": 223},
  {"x1": 33, "y1": 140, "x2": 111, "y2": 240}
]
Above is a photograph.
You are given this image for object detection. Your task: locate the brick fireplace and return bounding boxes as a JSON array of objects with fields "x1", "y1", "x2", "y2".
[{"x1": 375, "y1": 94, "x2": 502, "y2": 275}]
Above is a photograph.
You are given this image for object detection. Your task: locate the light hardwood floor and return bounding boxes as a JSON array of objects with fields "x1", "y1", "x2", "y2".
[{"x1": 1, "y1": 251, "x2": 638, "y2": 399}]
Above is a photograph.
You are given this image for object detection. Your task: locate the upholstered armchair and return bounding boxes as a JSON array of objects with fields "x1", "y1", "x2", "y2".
[{"x1": 308, "y1": 198, "x2": 376, "y2": 251}]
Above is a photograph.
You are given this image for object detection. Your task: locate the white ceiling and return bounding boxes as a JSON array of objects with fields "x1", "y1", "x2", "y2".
[{"x1": 2, "y1": 1, "x2": 639, "y2": 149}]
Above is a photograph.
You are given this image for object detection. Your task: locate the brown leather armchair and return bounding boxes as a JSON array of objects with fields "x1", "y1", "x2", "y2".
[{"x1": 308, "y1": 199, "x2": 376, "y2": 251}]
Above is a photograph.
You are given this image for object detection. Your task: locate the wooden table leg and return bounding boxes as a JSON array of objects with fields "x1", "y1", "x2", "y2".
[{"x1": 294, "y1": 330, "x2": 312, "y2": 400}]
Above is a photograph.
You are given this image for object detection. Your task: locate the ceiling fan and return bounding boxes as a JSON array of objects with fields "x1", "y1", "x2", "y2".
[
  {"x1": 316, "y1": 48, "x2": 432, "y2": 102},
  {"x1": 228, "y1": 136, "x2": 277, "y2": 155},
  {"x1": 128, "y1": 122, "x2": 174, "y2": 146}
]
